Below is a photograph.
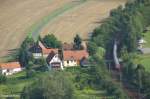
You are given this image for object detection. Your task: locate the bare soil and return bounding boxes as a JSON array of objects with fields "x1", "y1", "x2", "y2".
[{"x1": 0, "y1": 0, "x2": 126, "y2": 61}]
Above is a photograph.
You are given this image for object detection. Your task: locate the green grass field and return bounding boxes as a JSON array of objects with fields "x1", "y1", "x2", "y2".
[
  {"x1": 139, "y1": 54, "x2": 150, "y2": 72},
  {"x1": 139, "y1": 30, "x2": 150, "y2": 72},
  {"x1": 143, "y1": 31, "x2": 150, "y2": 47}
]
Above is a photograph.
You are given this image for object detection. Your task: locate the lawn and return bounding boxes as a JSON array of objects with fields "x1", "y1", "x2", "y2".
[
  {"x1": 0, "y1": 70, "x2": 49, "y2": 96},
  {"x1": 139, "y1": 54, "x2": 150, "y2": 72},
  {"x1": 139, "y1": 30, "x2": 150, "y2": 72},
  {"x1": 143, "y1": 31, "x2": 150, "y2": 47},
  {"x1": 0, "y1": 67, "x2": 108, "y2": 99}
]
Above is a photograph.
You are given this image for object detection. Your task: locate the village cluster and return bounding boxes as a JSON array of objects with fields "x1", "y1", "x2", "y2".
[{"x1": 0, "y1": 41, "x2": 89, "y2": 76}]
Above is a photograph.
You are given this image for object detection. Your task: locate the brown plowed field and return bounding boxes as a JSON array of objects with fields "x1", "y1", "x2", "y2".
[
  {"x1": 41, "y1": 0, "x2": 125, "y2": 42},
  {"x1": 0, "y1": 0, "x2": 126, "y2": 61}
]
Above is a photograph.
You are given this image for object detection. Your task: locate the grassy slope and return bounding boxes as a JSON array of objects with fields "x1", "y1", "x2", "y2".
[
  {"x1": 139, "y1": 31, "x2": 150, "y2": 72},
  {"x1": 143, "y1": 31, "x2": 150, "y2": 47},
  {"x1": 139, "y1": 54, "x2": 150, "y2": 72},
  {"x1": 0, "y1": 67, "x2": 107, "y2": 99}
]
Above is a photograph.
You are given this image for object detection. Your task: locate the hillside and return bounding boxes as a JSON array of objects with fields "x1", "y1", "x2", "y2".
[{"x1": 0, "y1": 0, "x2": 125, "y2": 60}]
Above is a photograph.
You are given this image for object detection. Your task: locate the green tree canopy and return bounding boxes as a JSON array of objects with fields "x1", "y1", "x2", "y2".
[
  {"x1": 42, "y1": 34, "x2": 61, "y2": 48},
  {"x1": 21, "y1": 72, "x2": 74, "y2": 99},
  {"x1": 74, "y1": 34, "x2": 82, "y2": 50},
  {"x1": 87, "y1": 41, "x2": 98, "y2": 55}
]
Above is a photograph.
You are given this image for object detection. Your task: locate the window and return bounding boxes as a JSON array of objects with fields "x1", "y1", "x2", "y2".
[
  {"x1": 67, "y1": 60, "x2": 69, "y2": 64},
  {"x1": 71, "y1": 60, "x2": 74, "y2": 63},
  {"x1": 7, "y1": 69, "x2": 10, "y2": 72}
]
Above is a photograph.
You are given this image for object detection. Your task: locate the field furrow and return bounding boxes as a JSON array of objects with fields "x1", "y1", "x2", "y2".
[
  {"x1": 41, "y1": 0, "x2": 125, "y2": 42},
  {"x1": 0, "y1": 0, "x2": 126, "y2": 61}
]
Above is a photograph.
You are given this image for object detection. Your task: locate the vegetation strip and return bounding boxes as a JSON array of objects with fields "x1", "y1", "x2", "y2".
[{"x1": 27, "y1": 0, "x2": 88, "y2": 40}]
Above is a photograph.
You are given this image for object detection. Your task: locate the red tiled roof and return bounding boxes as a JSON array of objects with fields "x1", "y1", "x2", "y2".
[
  {"x1": 39, "y1": 41, "x2": 46, "y2": 50},
  {"x1": 0, "y1": 62, "x2": 21, "y2": 69},
  {"x1": 63, "y1": 50, "x2": 89, "y2": 60},
  {"x1": 42, "y1": 48, "x2": 58, "y2": 55},
  {"x1": 39, "y1": 41, "x2": 58, "y2": 54}
]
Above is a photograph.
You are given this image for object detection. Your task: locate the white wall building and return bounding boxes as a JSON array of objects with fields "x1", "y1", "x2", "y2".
[
  {"x1": 0, "y1": 62, "x2": 22, "y2": 76},
  {"x1": 63, "y1": 50, "x2": 89, "y2": 67},
  {"x1": 47, "y1": 52, "x2": 63, "y2": 70}
]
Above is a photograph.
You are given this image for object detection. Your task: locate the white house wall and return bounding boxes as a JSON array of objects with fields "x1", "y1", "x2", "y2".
[
  {"x1": 49, "y1": 54, "x2": 63, "y2": 70},
  {"x1": 33, "y1": 53, "x2": 42, "y2": 59},
  {"x1": 64, "y1": 60, "x2": 78, "y2": 67},
  {"x1": 2, "y1": 68, "x2": 22, "y2": 76}
]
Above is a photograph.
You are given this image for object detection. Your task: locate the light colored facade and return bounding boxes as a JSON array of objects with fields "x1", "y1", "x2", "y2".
[
  {"x1": 1, "y1": 68, "x2": 22, "y2": 76},
  {"x1": 63, "y1": 50, "x2": 89, "y2": 67},
  {"x1": 32, "y1": 53, "x2": 43, "y2": 59},
  {"x1": 63, "y1": 60, "x2": 78, "y2": 67},
  {"x1": 49, "y1": 54, "x2": 63, "y2": 70},
  {"x1": 0, "y1": 62, "x2": 22, "y2": 76}
]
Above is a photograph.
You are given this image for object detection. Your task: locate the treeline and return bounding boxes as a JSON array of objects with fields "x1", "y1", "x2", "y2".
[
  {"x1": 92, "y1": 0, "x2": 150, "y2": 57},
  {"x1": 91, "y1": 0, "x2": 150, "y2": 98}
]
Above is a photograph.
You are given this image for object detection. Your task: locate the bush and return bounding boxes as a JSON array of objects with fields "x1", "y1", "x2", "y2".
[
  {"x1": 21, "y1": 71, "x2": 74, "y2": 99},
  {"x1": 87, "y1": 42, "x2": 98, "y2": 55},
  {"x1": 0, "y1": 74, "x2": 7, "y2": 84},
  {"x1": 26, "y1": 69, "x2": 36, "y2": 78},
  {"x1": 42, "y1": 34, "x2": 61, "y2": 48}
]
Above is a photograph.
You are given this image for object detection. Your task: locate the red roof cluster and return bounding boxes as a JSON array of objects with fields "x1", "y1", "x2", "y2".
[
  {"x1": 0, "y1": 62, "x2": 21, "y2": 69},
  {"x1": 63, "y1": 50, "x2": 89, "y2": 60},
  {"x1": 39, "y1": 41, "x2": 58, "y2": 54}
]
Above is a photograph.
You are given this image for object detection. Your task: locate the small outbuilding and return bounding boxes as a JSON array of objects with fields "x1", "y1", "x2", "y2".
[{"x1": 0, "y1": 62, "x2": 22, "y2": 76}]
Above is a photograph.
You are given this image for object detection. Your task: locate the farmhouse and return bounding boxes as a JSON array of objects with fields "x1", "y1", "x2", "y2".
[
  {"x1": 63, "y1": 50, "x2": 89, "y2": 67},
  {"x1": 30, "y1": 41, "x2": 89, "y2": 68},
  {"x1": 47, "y1": 51, "x2": 63, "y2": 70},
  {"x1": 30, "y1": 41, "x2": 58, "y2": 59},
  {"x1": 0, "y1": 62, "x2": 22, "y2": 76}
]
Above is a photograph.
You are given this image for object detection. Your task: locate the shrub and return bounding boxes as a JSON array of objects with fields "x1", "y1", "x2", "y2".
[{"x1": 0, "y1": 74, "x2": 7, "y2": 84}]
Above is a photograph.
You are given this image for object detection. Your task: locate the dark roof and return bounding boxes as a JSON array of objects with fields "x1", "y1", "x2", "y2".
[
  {"x1": 29, "y1": 41, "x2": 58, "y2": 54},
  {"x1": 80, "y1": 57, "x2": 90, "y2": 67},
  {"x1": 46, "y1": 51, "x2": 56, "y2": 63}
]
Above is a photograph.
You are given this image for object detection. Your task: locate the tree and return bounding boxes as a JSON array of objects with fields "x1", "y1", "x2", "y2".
[
  {"x1": 74, "y1": 34, "x2": 82, "y2": 50},
  {"x1": 87, "y1": 42, "x2": 98, "y2": 55},
  {"x1": 19, "y1": 37, "x2": 34, "y2": 67},
  {"x1": 0, "y1": 74, "x2": 7, "y2": 84},
  {"x1": 42, "y1": 34, "x2": 61, "y2": 48},
  {"x1": 21, "y1": 72, "x2": 74, "y2": 99}
]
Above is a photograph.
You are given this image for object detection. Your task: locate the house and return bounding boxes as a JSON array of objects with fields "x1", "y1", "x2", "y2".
[
  {"x1": 0, "y1": 62, "x2": 22, "y2": 76},
  {"x1": 138, "y1": 38, "x2": 146, "y2": 48},
  {"x1": 29, "y1": 42, "x2": 42, "y2": 59},
  {"x1": 47, "y1": 51, "x2": 63, "y2": 70},
  {"x1": 63, "y1": 50, "x2": 89, "y2": 67},
  {"x1": 30, "y1": 41, "x2": 58, "y2": 59}
]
